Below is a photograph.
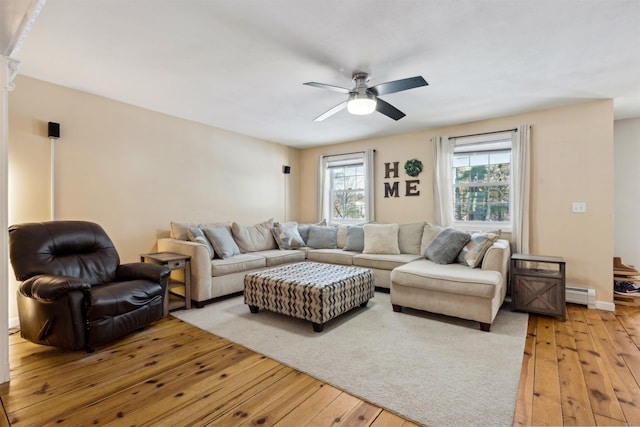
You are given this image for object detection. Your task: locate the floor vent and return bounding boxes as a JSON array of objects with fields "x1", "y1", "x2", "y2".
[{"x1": 566, "y1": 286, "x2": 596, "y2": 309}]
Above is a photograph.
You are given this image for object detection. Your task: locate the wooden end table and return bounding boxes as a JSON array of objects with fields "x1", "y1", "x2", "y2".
[
  {"x1": 510, "y1": 253, "x2": 566, "y2": 320},
  {"x1": 140, "y1": 252, "x2": 191, "y2": 316}
]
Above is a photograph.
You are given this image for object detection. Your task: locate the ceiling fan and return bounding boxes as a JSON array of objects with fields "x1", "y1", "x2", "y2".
[{"x1": 303, "y1": 72, "x2": 428, "y2": 121}]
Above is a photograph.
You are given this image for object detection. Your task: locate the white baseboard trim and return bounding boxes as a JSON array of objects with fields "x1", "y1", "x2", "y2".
[
  {"x1": 595, "y1": 300, "x2": 616, "y2": 312},
  {"x1": 8, "y1": 316, "x2": 19, "y2": 332}
]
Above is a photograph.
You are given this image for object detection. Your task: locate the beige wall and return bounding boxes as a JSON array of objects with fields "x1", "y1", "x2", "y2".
[
  {"x1": 8, "y1": 76, "x2": 300, "y2": 321},
  {"x1": 299, "y1": 100, "x2": 615, "y2": 305},
  {"x1": 7, "y1": 76, "x2": 615, "y2": 321}
]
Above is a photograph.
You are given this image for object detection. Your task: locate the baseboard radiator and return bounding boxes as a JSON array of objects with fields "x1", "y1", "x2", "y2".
[{"x1": 566, "y1": 286, "x2": 596, "y2": 309}]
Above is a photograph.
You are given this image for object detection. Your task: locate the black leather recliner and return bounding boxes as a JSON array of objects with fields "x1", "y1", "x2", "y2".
[{"x1": 9, "y1": 220, "x2": 170, "y2": 351}]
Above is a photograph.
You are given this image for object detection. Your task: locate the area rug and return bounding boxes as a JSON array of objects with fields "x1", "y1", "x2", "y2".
[{"x1": 173, "y1": 291, "x2": 528, "y2": 426}]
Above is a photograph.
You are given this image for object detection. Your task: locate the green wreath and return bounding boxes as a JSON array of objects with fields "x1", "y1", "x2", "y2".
[{"x1": 404, "y1": 158, "x2": 423, "y2": 177}]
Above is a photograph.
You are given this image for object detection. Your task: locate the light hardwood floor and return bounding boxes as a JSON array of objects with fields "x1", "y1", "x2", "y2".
[{"x1": 0, "y1": 301, "x2": 638, "y2": 426}]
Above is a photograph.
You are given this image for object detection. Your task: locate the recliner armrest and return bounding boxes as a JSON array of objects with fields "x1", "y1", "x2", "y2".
[
  {"x1": 20, "y1": 275, "x2": 91, "y2": 302},
  {"x1": 116, "y1": 262, "x2": 170, "y2": 284}
]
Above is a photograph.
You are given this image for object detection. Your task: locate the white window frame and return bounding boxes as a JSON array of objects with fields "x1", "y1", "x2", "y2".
[
  {"x1": 452, "y1": 134, "x2": 513, "y2": 232},
  {"x1": 317, "y1": 150, "x2": 374, "y2": 224}
]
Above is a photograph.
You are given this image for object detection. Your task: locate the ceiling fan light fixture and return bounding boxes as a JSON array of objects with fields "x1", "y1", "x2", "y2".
[{"x1": 347, "y1": 93, "x2": 377, "y2": 115}]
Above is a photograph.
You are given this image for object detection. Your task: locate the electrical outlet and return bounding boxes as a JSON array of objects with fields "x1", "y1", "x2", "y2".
[{"x1": 572, "y1": 202, "x2": 586, "y2": 213}]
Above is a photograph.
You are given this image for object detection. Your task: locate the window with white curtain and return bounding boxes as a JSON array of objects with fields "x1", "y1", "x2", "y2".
[
  {"x1": 452, "y1": 134, "x2": 513, "y2": 230},
  {"x1": 317, "y1": 150, "x2": 375, "y2": 224}
]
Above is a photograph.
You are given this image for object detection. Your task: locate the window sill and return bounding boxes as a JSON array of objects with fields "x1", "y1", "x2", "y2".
[{"x1": 453, "y1": 222, "x2": 512, "y2": 234}]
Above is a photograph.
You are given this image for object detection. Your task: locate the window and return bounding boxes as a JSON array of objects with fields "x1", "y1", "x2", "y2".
[
  {"x1": 329, "y1": 162, "x2": 365, "y2": 222},
  {"x1": 318, "y1": 150, "x2": 374, "y2": 224},
  {"x1": 452, "y1": 137, "x2": 512, "y2": 228}
]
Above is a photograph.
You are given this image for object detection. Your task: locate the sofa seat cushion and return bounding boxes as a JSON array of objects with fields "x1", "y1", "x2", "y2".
[
  {"x1": 211, "y1": 254, "x2": 266, "y2": 277},
  {"x1": 254, "y1": 249, "x2": 305, "y2": 267},
  {"x1": 391, "y1": 259, "x2": 501, "y2": 299},
  {"x1": 307, "y1": 249, "x2": 358, "y2": 265},
  {"x1": 353, "y1": 253, "x2": 423, "y2": 270}
]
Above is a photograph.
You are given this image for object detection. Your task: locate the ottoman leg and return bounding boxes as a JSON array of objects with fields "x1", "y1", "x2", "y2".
[
  {"x1": 312, "y1": 322, "x2": 324, "y2": 332},
  {"x1": 360, "y1": 300, "x2": 369, "y2": 308},
  {"x1": 249, "y1": 305, "x2": 259, "y2": 313}
]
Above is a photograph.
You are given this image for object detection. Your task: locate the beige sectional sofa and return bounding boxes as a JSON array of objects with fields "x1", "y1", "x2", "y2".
[{"x1": 157, "y1": 219, "x2": 511, "y2": 330}]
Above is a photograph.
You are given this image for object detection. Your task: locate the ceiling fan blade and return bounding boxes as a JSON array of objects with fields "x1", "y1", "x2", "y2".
[
  {"x1": 376, "y1": 98, "x2": 406, "y2": 121},
  {"x1": 369, "y1": 76, "x2": 428, "y2": 96},
  {"x1": 303, "y1": 82, "x2": 352, "y2": 94},
  {"x1": 314, "y1": 101, "x2": 347, "y2": 121}
]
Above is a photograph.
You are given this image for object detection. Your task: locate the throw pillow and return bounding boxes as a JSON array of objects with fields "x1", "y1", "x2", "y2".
[
  {"x1": 306, "y1": 225, "x2": 338, "y2": 249},
  {"x1": 363, "y1": 223, "x2": 400, "y2": 255},
  {"x1": 170, "y1": 221, "x2": 192, "y2": 240},
  {"x1": 398, "y1": 222, "x2": 426, "y2": 255},
  {"x1": 336, "y1": 225, "x2": 349, "y2": 249},
  {"x1": 297, "y1": 219, "x2": 327, "y2": 245},
  {"x1": 457, "y1": 232, "x2": 500, "y2": 268},
  {"x1": 425, "y1": 228, "x2": 471, "y2": 264},
  {"x1": 187, "y1": 226, "x2": 215, "y2": 259},
  {"x1": 271, "y1": 222, "x2": 305, "y2": 250},
  {"x1": 231, "y1": 219, "x2": 277, "y2": 253},
  {"x1": 202, "y1": 226, "x2": 240, "y2": 259},
  {"x1": 420, "y1": 222, "x2": 443, "y2": 255},
  {"x1": 343, "y1": 226, "x2": 365, "y2": 252}
]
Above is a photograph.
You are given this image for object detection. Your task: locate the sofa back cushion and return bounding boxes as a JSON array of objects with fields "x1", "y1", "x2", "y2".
[
  {"x1": 420, "y1": 222, "x2": 443, "y2": 255},
  {"x1": 363, "y1": 223, "x2": 400, "y2": 255},
  {"x1": 231, "y1": 219, "x2": 277, "y2": 253},
  {"x1": 398, "y1": 222, "x2": 425, "y2": 255}
]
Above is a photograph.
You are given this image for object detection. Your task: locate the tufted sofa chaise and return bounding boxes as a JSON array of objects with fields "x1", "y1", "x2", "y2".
[{"x1": 158, "y1": 219, "x2": 510, "y2": 331}]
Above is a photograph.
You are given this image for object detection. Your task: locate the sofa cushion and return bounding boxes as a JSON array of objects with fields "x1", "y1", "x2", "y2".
[
  {"x1": 425, "y1": 228, "x2": 470, "y2": 264},
  {"x1": 391, "y1": 259, "x2": 501, "y2": 298},
  {"x1": 336, "y1": 225, "x2": 349, "y2": 249},
  {"x1": 308, "y1": 249, "x2": 357, "y2": 265},
  {"x1": 297, "y1": 220, "x2": 327, "y2": 244},
  {"x1": 398, "y1": 222, "x2": 426, "y2": 255},
  {"x1": 255, "y1": 249, "x2": 305, "y2": 267},
  {"x1": 203, "y1": 226, "x2": 241, "y2": 259},
  {"x1": 187, "y1": 226, "x2": 215, "y2": 259},
  {"x1": 457, "y1": 232, "x2": 500, "y2": 268},
  {"x1": 307, "y1": 225, "x2": 338, "y2": 249},
  {"x1": 232, "y1": 219, "x2": 277, "y2": 252},
  {"x1": 353, "y1": 253, "x2": 423, "y2": 270},
  {"x1": 271, "y1": 222, "x2": 305, "y2": 250},
  {"x1": 210, "y1": 254, "x2": 266, "y2": 277},
  {"x1": 344, "y1": 226, "x2": 365, "y2": 252},
  {"x1": 420, "y1": 222, "x2": 443, "y2": 255},
  {"x1": 363, "y1": 223, "x2": 400, "y2": 254},
  {"x1": 170, "y1": 221, "x2": 192, "y2": 240}
]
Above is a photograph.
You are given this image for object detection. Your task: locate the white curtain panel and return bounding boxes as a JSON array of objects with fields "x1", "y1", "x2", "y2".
[
  {"x1": 431, "y1": 136, "x2": 454, "y2": 227},
  {"x1": 511, "y1": 124, "x2": 531, "y2": 254},
  {"x1": 316, "y1": 155, "x2": 329, "y2": 222},
  {"x1": 364, "y1": 148, "x2": 375, "y2": 223}
]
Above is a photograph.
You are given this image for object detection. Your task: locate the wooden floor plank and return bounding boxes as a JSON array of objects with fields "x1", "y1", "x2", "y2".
[
  {"x1": 531, "y1": 316, "x2": 564, "y2": 426},
  {"x1": 569, "y1": 306, "x2": 626, "y2": 422},
  {"x1": 305, "y1": 392, "x2": 362, "y2": 426},
  {"x1": 272, "y1": 383, "x2": 342, "y2": 426},
  {"x1": 554, "y1": 311, "x2": 597, "y2": 425},
  {"x1": 513, "y1": 315, "x2": 536, "y2": 426}
]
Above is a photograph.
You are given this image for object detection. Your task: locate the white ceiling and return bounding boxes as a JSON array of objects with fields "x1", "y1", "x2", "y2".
[{"x1": 7, "y1": 0, "x2": 640, "y2": 148}]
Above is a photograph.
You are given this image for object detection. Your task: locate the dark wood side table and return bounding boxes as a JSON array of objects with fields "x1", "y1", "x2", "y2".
[
  {"x1": 140, "y1": 252, "x2": 191, "y2": 316},
  {"x1": 510, "y1": 253, "x2": 566, "y2": 320}
]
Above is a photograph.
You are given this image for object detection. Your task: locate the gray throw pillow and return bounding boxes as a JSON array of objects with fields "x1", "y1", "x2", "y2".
[
  {"x1": 297, "y1": 220, "x2": 327, "y2": 245},
  {"x1": 425, "y1": 228, "x2": 471, "y2": 264},
  {"x1": 343, "y1": 226, "x2": 365, "y2": 252},
  {"x1": 187, "y1": 226, "x2": 215, "y2": 259},
  {"x1": 271, "y1": 222, "x2": 305, "y2": 250},
  {"x1": 306, "y1": 225, "x2": 338, "y2": 249},
  {"x1": 203, "y1": 226, "x2": 240, "y2": 259}
]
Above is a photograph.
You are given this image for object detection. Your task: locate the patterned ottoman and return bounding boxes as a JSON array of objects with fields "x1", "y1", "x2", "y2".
[{"x1": 244, "y1": 261, "x2": 375, "y2": 332}]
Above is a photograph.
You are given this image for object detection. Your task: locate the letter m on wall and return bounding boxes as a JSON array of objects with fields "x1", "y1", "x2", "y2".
[{"x1": 384, "y1": 182, "x2": 400, "y2": 198}]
